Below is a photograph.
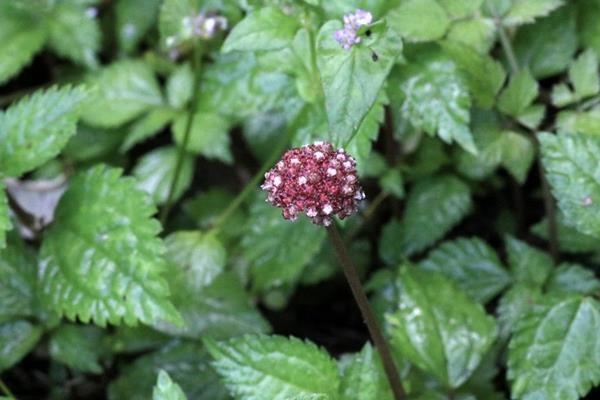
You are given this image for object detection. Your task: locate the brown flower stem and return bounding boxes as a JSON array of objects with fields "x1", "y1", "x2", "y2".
[{"x1": 326, "y1": 224, "x2": 405, "y2": 400}]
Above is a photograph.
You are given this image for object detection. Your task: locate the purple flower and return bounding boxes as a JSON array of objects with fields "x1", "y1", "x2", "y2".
[{"x1": 334, "y1": 9, "x2": 373, "y2": 50}]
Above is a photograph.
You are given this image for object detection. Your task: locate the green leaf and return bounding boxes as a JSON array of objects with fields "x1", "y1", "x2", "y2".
[
  {"x1": 222, "y1": 7, "x2": 300, "y2": 52},
  {"x1": 513, "y1": 5, "x2": 577, "y2": 78},
  {"x1": 505, "y1": 236, "x2": 553, "y2": 287},
  {"x1": 116, "y1": 0, "x2": 161, "y2": 53},
  {"x1": 317, "y1": 19, "x2": 402, "y2": 147},
  {"x1": 49, "y1": 324, "x2": 108, "y2": 374},
  {"x1": 499, "y1": 130, "x2": 536, "y2": 183},
  {"x1": 167, "y1": 63, "x2": 194, "y2": 109},
  {"x1": 241, "y1": 196, "x2": 326, "y2": 292},
  {"x1": 0, "y1": 320, "x2": 43, "y2": 371},
  {"x1": 394, "y1": 47, "x2": 476, "y2": 153},
  {"x1": 384, "y1": 175, "x2": 472, "y2": 257},
  {"x1": 0, "y1": 8, "x2": 46, "y2": 84},
  {"x1": 556, "y1": 109, "x2": 600, "y2": 135},
  {"x1": 172, "y1": 112, "x2": 232, "y2": 163},
  {"x1": 508, "y1": 295, "x2": 600, "y2": 400},
  {"x1": 0, "y1": 187, "x2": 10, "y2": 249},
  {"x1": 121, "y1": 108, "x2": 177, "y2": 152},
  {"x1": 546, "y1": 263, "x2": 600, "y2": 295},
  {"x1": 339, "y1": 344, "x2": 393, "y2": 400},
  {"x1": 47, "y1": 1, "x2": 100, "y2": 68},
  {"x1": 569, "y1": 49, "x2": 600, "y2": 99},
  {"x1": 133, "y1": 146, "x2": 194, "y2": 205},
  {"x1": 165, "y1": 231, "x2": 226, "y2": 289},
  {"x1": 577, "y1": 0, "x2": 600, "y2": 56},
  {"x1": 497, "y1": 69, "x2": 538, "y2": 117},
  {"x1": 438, "y1": 0, "x2": 484, "y2": 18},
  {"x1": 206, "y1": 334, "x2": 340, "y2": 400},
  {"x1": 39, "y1": 165, "x2": 181, "y2": 327},
  {"x1": 446, "y1": 17, "x2": 495, "y2": 54},
  {"x1": 0, "y1": 86, "x2": 88, "y2": 177},
  {"x1": 108, "y1": 341, "x2": 229, "y2": 400},
  {"x1": 153, "y1": 370, "x2": 188, "y2": 400},
  {"x1": 386, "y1": 266, "x2": 497, "y2": 388},
  {"x1": 0, "y1": 235, "x2": 37, "y2": 323},
  {"x1": 497, "y1": 284, "x2": 542, "y2": 339},
  {"x1": 82, "y1": 60, "x2": 163, "y2": 127},
  {"x1": 419, "y1": 237, "x2": 511, "y2": 303},
  {"x1": 388, "y1": 0, "x2": 450, "y2": 42},
  {"x1": 539, "y1": 133, "x2": 600, "y2": 239},
  {"x1": 158, "y1": 0, "x2": 195, "y2": 48},
  {"x1": 531, "y1": 214, "x2": 600, "y2": 253},
  {"x1": 502, "y1": 0, "x2": 564, "y2": 26},
  {"x1": 441, "y1": 40, "x2": 507, "y2": 108},
  {"x1": 64, "y1": 125, "x2": 123, "y2": 162}
]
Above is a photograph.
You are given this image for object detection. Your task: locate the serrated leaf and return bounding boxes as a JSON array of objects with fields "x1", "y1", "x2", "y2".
[
  {"x1": 153, "y1": 370, "x2": 188, "y2": 400},
  {"x1": 442, "y1": 40, "x2": 506, "y2": 108},
  {"x1": 508, "y1": 295, "x2": 600, "y2": 400},
  {"x1": 384, "y1": 175, "x2": 472, "y2": 258},
  {"x1": 393, "y1": 48, "x2": 476, "y2": 153},
  {"x1": 49, "y1": 324, "x2": 108, "y2": 374},
  {"x1": 513, "y1": 5, "x2": 577, "y2": 78},
  {"x1": 108, "y1": 341, "x2": 229, "y2": 400},
  {"x1": 531, "y1": 214, "x2": 600, "y2": 253},
  {"x1": 47, "y1": 1, "x2": 100, "y2": 68},
  {"x1": 539, "y1": 133, "x2": 600, "y2": 239},
  {"x1": 39, "y1": 165, "x2": 181, "y2": 327},
  {"x1": 506, "y1": 236, "x2": 553, "y2": 287},
  {"x1": 419, "y1": 237, "x2": 511, "y2": 303},
  {"x1": 498, "y1": 69, "x2": 538, "y2": 117},
  {"x1": 222, "y1": 7, "x2": 300, "y2": 52},
  {"x1": 0, "y1": 8, "x2": 46, "y2": 84},
  {"x1": 121, "y1": 108, "x2": 177, "y2": 152},
  {"x1": 82, "y1": 60, "x2": 163, "y2": 127},
  {"x1": 241, "y1": 196, "x2": 326, "y2": 292},
  {"x1": 0, "y1": 235, "x2": 37, "y2": 323},
  {"x1": 497, "y1": 284, "x2": 543, "y2": 339},
  {"x1": 0, "y1": 187, "x2": 10, "y2": 249},
  {"x1": 317, "y1": 19, "x2": 402, "y2": 147},
  {"x1": 503, "y1": 0, "x2": 564, "y2": 26},
  {"x1": 172, "y1": 112, "x2": 232, "y2": 163},
  {"x1": 388, "y1": 0, "x2": 449, "y2": 42},
  {"x1": 116, "y1": 0, "x2": 161, "y2": 53},
  {"x1": 167, "y1": 63, "x2": 194, "y2": 109},
  {"x1": 206, "y1": 334, "x2": 340, "y2": 400},
  {"x1": 165, "y1": 231, "x2": 226, "y2": 289},
  {"x1": 386, "y1": 266, "x2": 497, "y2": 388},
  {"x1": 0, "y1": 320, "x2": 43, "y2": 371},
  {"x1": 0, "y1": 86, "x2": 88, "y2": 177},
  {"x1": 546, "y1": 263, "x2": 600, "y2": 295},
  {"x1": 339, "y1": 344, "x2": 393, "y2": 400},
  {"x1": 133, "y1": 146, "x2": 194, "y2": 205}
]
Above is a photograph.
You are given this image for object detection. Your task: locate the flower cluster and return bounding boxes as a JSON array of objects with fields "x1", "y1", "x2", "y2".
[
  {"x1": 261, "y1": 142, "x2": 365, "y2": 226},
  {"x1": 334, "y1": 9, "x2": 373, "y2": 50},
  {"x1": 166, "y1": 12, "x2": 228, "y2": 48}
]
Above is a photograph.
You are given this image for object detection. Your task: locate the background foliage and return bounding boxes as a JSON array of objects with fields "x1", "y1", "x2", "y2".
[{"x1": 1, "y1": 0, "x2": 600, "y2": 399}]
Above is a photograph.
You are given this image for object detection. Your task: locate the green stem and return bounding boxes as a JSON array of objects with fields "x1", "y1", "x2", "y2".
[
  {"x1": 0, "y1": 378, "x2": 16, "y2": 399},
  {"x1": 160, "y1": 44, "x2": 202, "y2": 226},
  {"x1": 496, "y1": 21, "x2": 519, "y2": 73},
  {"x1": 327, "y1": 224, "x2": 405, "y2": 400}
]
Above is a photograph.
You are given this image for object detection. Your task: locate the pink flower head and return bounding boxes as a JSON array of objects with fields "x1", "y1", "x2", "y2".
[
  {"x1": 334, "y1": 9, "x2": 373, "y2": 50},
  {"x1": 261, "y1": 142, "x2": 365, "y2": 226}
]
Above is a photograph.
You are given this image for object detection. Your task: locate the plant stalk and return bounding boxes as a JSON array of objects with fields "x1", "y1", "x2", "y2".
[
  {"x1": 0, "y1": 377, "x2": 16, "y2": 399},
  {"x1": 326, "y1": 224, "x2": 405, "y2": 400}
]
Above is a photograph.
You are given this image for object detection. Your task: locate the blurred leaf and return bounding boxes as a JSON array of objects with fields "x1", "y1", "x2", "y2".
[
  {"x1": 502, "y1": 0, "x2": 564, "y2": 26},
  {"x1": 386, "y1": 266, "x2": 497, "y2": 388},
  {"x1": 508, "y1": 295, "x2": 600, "y2": 400},
  {"x1": 39, "y1": 165, "x2": 181, "y2": 327},
  {"x1": 109, "y1": 341, "x2": 229, "y2": 400},
  {"x1": 577, "y1": 0, "x2": 600, "y2": 56},
  {"x1": 0, "y1": 235, "x2": 36, "y2": 323},
  {"x1": 531, "y1": 215, "x2": 600, "y2": 253},
  {"x1": 121, "y1": 108, "x2": 177, "y2": 152},
  {"x1": 446, "y1": 17, "x2": 495, "y2": 54},
  {"x1": 497, "y1": 284, "x2": 542, "y2": 339},
  {"x1": 172, "y1": 112, "x2": 232, "y2": 163},
  {"x1": 167, "y1": 63, "x2": 194, "y2": 109},
  {"x1": 497, "y1": 69, "x2": 538, "y2": 117},
  {"x1": 419, "y1": 237, "x2": 511, "y2": 303},
  {"x1": 158, "y1": 0, "x2": 195, "y2": 48},
  {"x1": 339, "y1": 344, "x2": 393, "y2": 400},
  {"x1": 513, "y1": 5, "x2": 577, "y2": 78},
  {"x1": 556, "y1": 109, "x2": 600, "y2": 135},
  {"x1": 183, "y1": 189, "x2": 246, "y2": 240},
  {"x1": 388, "y1": 0, "x2": 449, "y2": 42},
  {"x1": 394, "y1": 47, "x2": 476, "y2": 153},
  {"x1": 206, "y1": 334, "x2": 339, "y2": 399},
  {"x1": 552, "y1": 49, "x2": 600, "y2": 107},
  {"x1": 0, "y1": 320, "x2": 43, "y2": 372},
  {"x1": 0, "y1": 187, "x2": 9, "y2": 249},
  {"x1": 242, "y1": 196, "x2": 326, "y2": 292},
  {"x1": 47, "y1": 1, "x2": 100, "y2": 68},
  {"x1": 153, "y1": 370, "x2": 188, "y2": 400},
  {"x1": 317, "y1": 19, "x2": 402, "y2": 147},
  {"x1": 116, "y1": 0, "x2": 161, "y2": 53},
  {"x1": 49, "y1": 324, "x2": 108, "y2": 374},
  {"x1": 222, "y1": 7, "x2": 300, "y2": 52},
  {"x1": 0, "y1": 86, "x2": 88, "y2": 177},
  {"x1": 64, "y1": 125, "x2": 123, "y2": 162},
  {"x1": 108, "y1": 325, "x2": 168, "y2": 354},
  {"x1": 546, "y1": 263, "x2": 600, "y2": 295},
  {"x1": 506, "y1": 236, "x2": 553, "y2": 287},
  {"x1": 540, "y1": 133, "x2": 600, "y2": 239},
  {"x1": 82, "y1": 60, "x2": 163, "y2": 127},
  {"x1": 379, "y1": 168, "x2": 404, "y2": 199},
  {"x1": 438, "y1": 0, "x2": 483, "y2": 18},
  {"x1": 0, "y1": 7, "x2": 46, "y2": 84},
  {"x1": 133, "y1": 146, "x2": 194, "y2": 205}
]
